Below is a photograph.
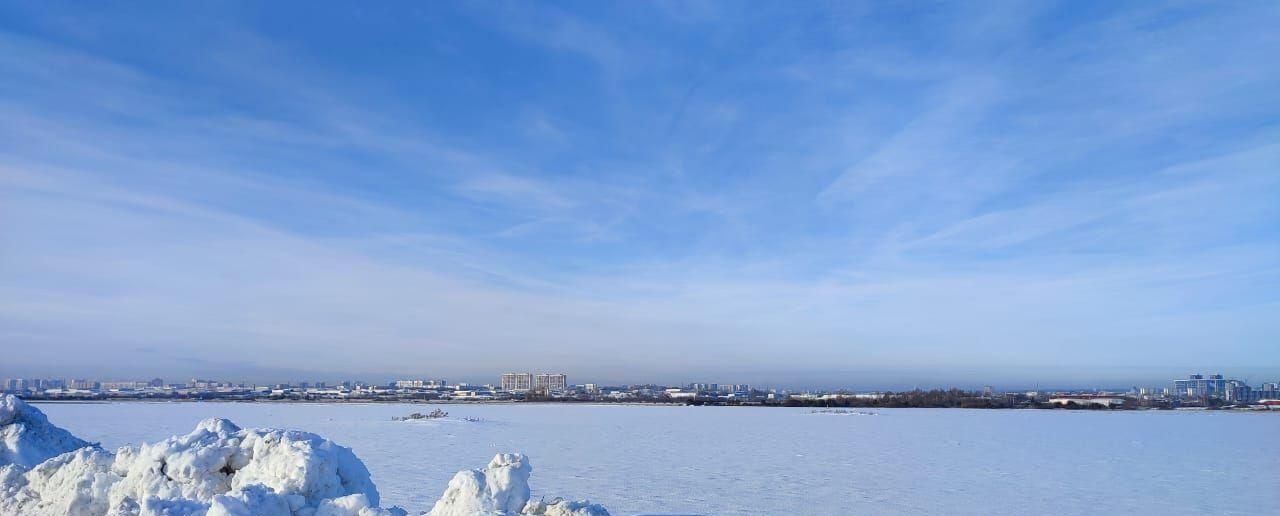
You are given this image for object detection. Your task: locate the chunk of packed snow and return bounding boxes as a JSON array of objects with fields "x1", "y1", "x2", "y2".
[
  {"x1": 137, "y1": 496, "x2": 212, "y2": 515},
  {"x1": 428, "y1": 453, "x2": 532, "y2": 516},
  {"x1": 521, "y1": 498, "x2": 611, "y2": 516},
  {"x1": 311, "y1": 493, "x2": 407, "y2": 516},
  {"x1": 0, "y1": 398, "x2": 607, "y2": 516},
  {"x1": 426, "y1": 454, "x2": 607, "y2": 516},
  {"x1": 0, "y1": 395, "x2": 92, "y2": 468},
  {"x1": 206, "y1": 483, "x2": 292, "y2": 516},
  {"x1": 0, "y1": 446, "x2": 117, "y2": 516},
  {"x1": 108, "y1": 417, "x2": 379, "y2": 510}
]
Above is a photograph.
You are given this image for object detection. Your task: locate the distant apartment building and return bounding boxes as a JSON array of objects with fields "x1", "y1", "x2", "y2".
[
  {"x1": 690, "y1": 383, "x2": 750, "y2": 393},
  {"x1": 1262, "y1": 383, "x2": 1280, "y2": 401},
  {"x1": 1173, "y1": 374, "x2": 1227, "y2": 400},
  {"x1": 1226, "y1": 379, "x2": 1280, "y2": 403},
  {"x1": 2, "y1": 378, "x2": 27, "y2": 392},
  {"x1": 190, "y1": 378, "x2": 232, "y2": 390},
  {"x1": 67, "y1": 379, "x2": 97, "y2": 390},
  {"x1": 101, "y1": 381, "x2": 146, "y2": 391},
  {"x1": 395, "y1": 379, "x2": 445, "y2": 389},
  {"x1": 501, "y1": 373, "x2": 534, "y2": 391},
  {"x1": 534, "y1": 373, "x2": 568, "y2": 391},
  {"x1": 1171, "y1": 374, "x2": 1280, "y2": 403}
]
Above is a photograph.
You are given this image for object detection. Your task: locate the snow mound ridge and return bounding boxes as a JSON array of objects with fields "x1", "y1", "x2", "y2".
[
  {"x1": 0, "y1": 396, "x2": 609, "y2": 516},
  {"x1": 0, "y1": 394, "x2": 91, "y2": 468}
]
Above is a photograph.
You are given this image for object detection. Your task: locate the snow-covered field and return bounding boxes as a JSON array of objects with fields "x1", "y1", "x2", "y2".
[{"x1": 34, "y1": 402, "x2": 1280, "y2": 515}]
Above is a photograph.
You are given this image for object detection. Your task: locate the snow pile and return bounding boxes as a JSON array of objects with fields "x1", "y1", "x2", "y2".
[
  {"x1": 428, "y1": 454, "x2": 608, "y2": 516},
  {"x1": 520, "y1": 498, "x2": 611, "y2": 516},
  {"x1": 0, "y1": 415, "x2": 400, "y2": 516},
  {"x1": 1, "y1": 447, "x2": 119, "y2": 515},
  {"x1": 0, "y1": 395, "x2": 92, "y2": 468},
  {"x1": 428, "y1": 453, "x2": 531, "y2": 516},
  {"x1": 0, "y1": 396, "x2": 608, "y2": 516},
  {"x1": 108, "y1": 417, "x2": 381, "y2": 510}
]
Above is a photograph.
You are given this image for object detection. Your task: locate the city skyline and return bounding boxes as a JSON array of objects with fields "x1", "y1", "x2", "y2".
[
  {"x1": 4, "y1": 367, "x2": 1280, "y2": 394},
  {"x1": 6, "y1": 370, "x2": 1278, "y2": 408},
  {"x1": 2, "y1": 2, "x2": 1279, "y2": 385}
]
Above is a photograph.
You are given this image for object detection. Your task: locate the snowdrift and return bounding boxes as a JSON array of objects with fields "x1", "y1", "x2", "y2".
[
  {"x1": 0, "y1": 394, "x2": 90, "y2": 468},
  {"x1": 0, "y1": 395, "x2": 608, "y2": 516}
]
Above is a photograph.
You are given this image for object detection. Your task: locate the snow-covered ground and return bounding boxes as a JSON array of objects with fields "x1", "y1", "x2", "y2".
[{"x1": 34, "y1": 402, "x2": 1280, "y2": 515}]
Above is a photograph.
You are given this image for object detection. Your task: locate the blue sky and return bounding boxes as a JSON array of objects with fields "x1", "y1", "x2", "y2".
[{"x1": 1, "y1": 1, "x2": 1278, "y2": 388}]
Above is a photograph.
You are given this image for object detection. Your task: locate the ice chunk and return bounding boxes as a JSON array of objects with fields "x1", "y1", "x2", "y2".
[
  {"x1": 0, "y1": 395, "x2": 92, "y2": 468},
  {"x1": 137, "y1": 497, "x2": 212, "y2": 515},
  {"x1": 426, "y1": 454, "x2": 606, "y2": 516},
  {"x1": 0, "y1": 446, "x2": 117, "y2": 516},
  {"x1": 206, "y1": 484, "x2": 291, "y2": 516},
  {"x1": 107, "y1": 417, "x2": 379, "y2": 511},
  {"x1": 522, "y1": 498, "x2": 611, "y2": 516},
  {"x1": 428, "y1": 453, "x2": 532, "y2": 516},
  {"x1": 312, "y1": 493, "x2": 407, "y2": 516}
]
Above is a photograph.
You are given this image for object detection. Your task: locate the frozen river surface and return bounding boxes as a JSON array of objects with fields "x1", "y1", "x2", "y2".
[{"x1": 34, "y1": 402, "x2": 1280, "y2": 515}]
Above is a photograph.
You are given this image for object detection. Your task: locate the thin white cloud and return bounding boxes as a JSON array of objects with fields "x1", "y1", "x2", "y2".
[
  {"x1": 1, "y1": 3, "x2": 1277, "y2": 386},
  {"x1": 453, "y1": 172, "x2": 574, "y2": 211}
]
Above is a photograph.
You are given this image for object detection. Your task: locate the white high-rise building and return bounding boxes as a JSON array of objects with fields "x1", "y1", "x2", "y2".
[
  {"x1": 535, "y1": 373, "x2": 567, "y2": 391},
  {"x1": 501, "y1": 373, "x2": 534, "y2": 392}
]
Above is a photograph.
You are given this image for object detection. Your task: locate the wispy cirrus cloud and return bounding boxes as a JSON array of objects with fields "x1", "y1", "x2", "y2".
[
  {"x1": 454, "y1": 172, "x2": 574, "y2": 211},
  {"x1": 1, "y1": 2, "x2": 1278, "y2": 387}
]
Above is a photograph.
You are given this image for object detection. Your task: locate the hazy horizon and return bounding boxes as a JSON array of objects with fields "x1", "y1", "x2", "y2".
[
  {"x1": 2, "y1": 364, "x2": 1277, "y2": 393},
  {"x1": 2, "y1": 2, "x2": 1278, "y2": 387}
]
